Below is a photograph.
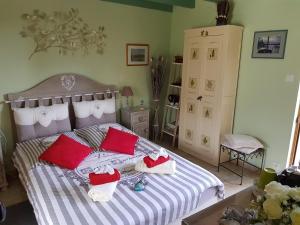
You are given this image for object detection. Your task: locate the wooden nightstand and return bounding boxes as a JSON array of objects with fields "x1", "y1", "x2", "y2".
[{"x1": 121, "y1": 106, "x2": 149, "y2": 139}]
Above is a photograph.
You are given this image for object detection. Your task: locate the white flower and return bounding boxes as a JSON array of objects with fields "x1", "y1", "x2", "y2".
[
  {"x1": 291, "y1": 207, "x2": 300, "y2": 225},
  {"x1": 257, "y1": 196, "x2": 263, "y2": 202},
  {"x1": 289, "y1": 188, "x2": 300, "y2": 202},
  {"x1": 264, "y1": 181, "x2": 290, "y2": 202}
]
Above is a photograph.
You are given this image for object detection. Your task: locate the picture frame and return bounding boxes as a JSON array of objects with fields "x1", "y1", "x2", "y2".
[
  {"x1": 252, "y1": 30, "x2": 288, "y2": 59},
  {"x1": 126, "y1": 43, "x2": 149, "y2": 66}
]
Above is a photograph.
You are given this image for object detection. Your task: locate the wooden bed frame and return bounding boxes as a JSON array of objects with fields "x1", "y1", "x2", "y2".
[{"x1": 4, "y1": 73, "x2": 118, "y2": 137}]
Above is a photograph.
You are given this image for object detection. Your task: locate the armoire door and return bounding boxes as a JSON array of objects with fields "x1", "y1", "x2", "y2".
[
  {"x1": 196, "y1": 35, "x2": 224, "y2": 160},
  {"x1": 179, "y1": 35, "x2": 205, "y2": 151}
]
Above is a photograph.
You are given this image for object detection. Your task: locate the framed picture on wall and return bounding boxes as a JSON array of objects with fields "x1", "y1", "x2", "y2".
[
  {"x1": 126, "y1": 44, "x2": 149, "y2": 66},
  {"x1": 252, "y1": 30, "x2": 288, "y2": 59}
]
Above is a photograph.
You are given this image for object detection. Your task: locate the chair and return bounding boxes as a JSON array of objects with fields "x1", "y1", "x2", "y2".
[{"x1": 217, "y1": 134, "x2": 265, "y2": 185}]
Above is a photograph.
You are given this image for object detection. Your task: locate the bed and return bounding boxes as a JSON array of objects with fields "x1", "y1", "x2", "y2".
[{"x1": 6, "y1": 73, "x2": 224, "y2": 225}]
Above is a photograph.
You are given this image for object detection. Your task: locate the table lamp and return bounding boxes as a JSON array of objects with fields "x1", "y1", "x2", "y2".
[{"x1": 121, "y1": 86, "x2": 133, "y2": 108}]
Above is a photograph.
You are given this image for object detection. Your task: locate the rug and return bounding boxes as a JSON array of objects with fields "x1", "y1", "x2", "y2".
[{"x1": 2, "y1": 201, "x2": 37, "y2": 225}]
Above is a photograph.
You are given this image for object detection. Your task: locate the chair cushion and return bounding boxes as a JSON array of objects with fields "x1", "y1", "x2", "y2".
[{"x1": 221, "y1": 134, "x2": 264, "y2": 153}]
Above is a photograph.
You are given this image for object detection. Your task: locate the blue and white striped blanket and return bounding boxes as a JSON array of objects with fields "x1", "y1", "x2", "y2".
[{"x1": 13, "y1": 128, "x2": 224, "y2": 225}]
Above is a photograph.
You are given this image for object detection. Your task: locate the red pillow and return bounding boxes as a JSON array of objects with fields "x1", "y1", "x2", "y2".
[
  {"x1": 100, "y1": 127, "x2": 138, "y2": 155},
  {"x1": 39, "y1": 134, "x2": 92, "y2": 170}
]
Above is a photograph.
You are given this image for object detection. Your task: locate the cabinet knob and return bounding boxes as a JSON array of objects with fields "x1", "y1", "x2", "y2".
[
  {"x1": 201, "y1": 30, "x2": 205, "y2": 36},
  {"x1": 205, "y1": 31, "x2": 208, "y2": 36},
  {"x1": 197, "y1": 96, "x2": 203, "y2": 101},
  {"x1": 138, "y1": 116, "x2": 145, "y2": 122}
]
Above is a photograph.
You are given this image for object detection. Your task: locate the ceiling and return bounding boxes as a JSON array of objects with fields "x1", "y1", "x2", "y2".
[{"x1": 101, "y1": 0, "x2": 196, "y2": 12}]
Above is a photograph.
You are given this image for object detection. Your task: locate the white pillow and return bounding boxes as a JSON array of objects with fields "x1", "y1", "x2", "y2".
[
  {"x1": 72, "y1": 98, "x2": 115, "y2": 119},
  {"x1": 13, "y1": 102, "x2": 69, "y2": 127},
  {"x1": 221, "y1": 134, "x2": 264, "y2": 150}
]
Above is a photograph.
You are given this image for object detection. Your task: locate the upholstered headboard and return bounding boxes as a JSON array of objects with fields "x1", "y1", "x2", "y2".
[{"x1": 5, "y1": 73, "x2": 118, "y2": 141}]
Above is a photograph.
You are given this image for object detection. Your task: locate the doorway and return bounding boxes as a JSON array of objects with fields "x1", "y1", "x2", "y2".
[{"x1": 289, "y1": 105, "x2": 300, "y2": 166}]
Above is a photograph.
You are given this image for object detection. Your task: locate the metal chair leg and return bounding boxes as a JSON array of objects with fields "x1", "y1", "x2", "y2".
[
  {"x1": 260, "y1": 150, "x2": 265, "y2": 172},
  {"x1": 240, "y1": 154, "x2": 245, "y2": 185},
  {"x1": 218, "y1": 145, "x2": 222, "y2": 172}
]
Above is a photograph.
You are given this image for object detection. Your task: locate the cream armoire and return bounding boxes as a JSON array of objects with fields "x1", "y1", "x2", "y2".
[{"x1": 178, "y1": 25, "x2": 243, "y2": 166}]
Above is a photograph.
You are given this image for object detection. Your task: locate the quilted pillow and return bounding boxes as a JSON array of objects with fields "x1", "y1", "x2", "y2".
[
  {"x1": 98, "y1": 123, "x2": 135, "y2": 134},
  {"x1": 72, "y1": 98, "x2": 116, "y2": 129},
  {"x1": 74, "y1": 125, "x2": 106, "y2": 149},
  {"x1": 13, "y1": 102, "x2": 71, "y2": 142},
  {"x1": 39, "y1": 134, "x2": 92, "y2": 170},
  {"x1": 100, "y1": 127, "x2": 138, "y2": 155}
]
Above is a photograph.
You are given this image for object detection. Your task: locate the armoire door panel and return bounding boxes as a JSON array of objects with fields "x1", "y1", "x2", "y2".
[
  {"x1": 196, "y1": 96, "x2": 218, "y2": 153},
  {"x1": 201, "y1": 36, "x2": 224, "y2": 98},
  {"x1": 180, "y1": 97, "x2": 198, "y2": 146},
  {"x1": 186, "y1": 38, "x2": 204, "y2": 76}
]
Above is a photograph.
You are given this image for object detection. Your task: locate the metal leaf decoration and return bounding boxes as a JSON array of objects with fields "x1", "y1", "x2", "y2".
[{"x1": 20, "y1": 8, "x2": 106, "y2": 59}]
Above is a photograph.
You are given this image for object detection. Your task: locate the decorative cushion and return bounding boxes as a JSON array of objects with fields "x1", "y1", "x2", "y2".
[
  {"x1": 98, "y1": 123, "x2": 135, "y2": 134},
  {"x1": 75, "y1": 123, "x2": 135, "y2": 149},
  {"x1": 221, "y1": 134, "x2": 264, "y2": 152},
  {"x1": 72, "y1": 98, "x2": 116, "y2": 129},
  {"x1": 100, "y1": 127, "x2": 138, "y2": 155},
  {"x1": 74, "y1": 125, "x2": 106, "y2": 149},
  {"x1": 13, "y1": 103, "x2": 71, "y2": 142},
  {"x1": 39, "y1": 134, "x2": 92, "y2": 170}
]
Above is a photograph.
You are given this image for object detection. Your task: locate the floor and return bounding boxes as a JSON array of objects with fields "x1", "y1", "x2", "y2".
[
  {"x1": 159, "y1": 139, "x2": 259, "y2": 198},
  {"x1": 0, "y1": 141, "x2": 259, "y2": 224},
  {"x1": 0, "y1": 174, "x2": 27, "y2": 207}
]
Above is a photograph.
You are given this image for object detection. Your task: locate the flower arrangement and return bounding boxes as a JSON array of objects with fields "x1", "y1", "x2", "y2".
[
  {"x1": 220, "y1": 182, "x2": 300, "y2": 225},
  {"x1": 149, "y1": 56, "x2": 167, "y2": 141},
  {"x1": 250, "y1": 181, "x2": 300, "y2": 225}
]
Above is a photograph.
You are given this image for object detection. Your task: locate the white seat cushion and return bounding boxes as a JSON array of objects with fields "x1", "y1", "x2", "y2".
[{"x1": 221, "y1": 134, "x2": 264, "y2": 154}]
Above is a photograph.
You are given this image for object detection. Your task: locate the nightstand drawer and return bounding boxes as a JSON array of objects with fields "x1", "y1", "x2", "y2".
[
  {"x1": 131, "y1": 111, "x2": 149, "y2": 124},
  {"x1": 133, "y1": 122, "x2": 149, "y2": 139}
]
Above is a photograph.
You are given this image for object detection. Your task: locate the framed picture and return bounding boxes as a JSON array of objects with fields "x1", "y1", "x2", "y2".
[
  {"x1": 252, "y1": 30, "x2": 288, "y2": 59},
  {"x1": 126, "y1": 43, "x2": 149, "y2": 66}
]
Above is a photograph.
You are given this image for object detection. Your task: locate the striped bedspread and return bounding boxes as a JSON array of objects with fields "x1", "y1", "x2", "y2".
[{"x1": 13, "y1": 129, "x2": 224, "y2": 225}]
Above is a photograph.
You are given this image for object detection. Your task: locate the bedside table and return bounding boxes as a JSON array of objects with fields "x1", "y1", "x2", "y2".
[{"x1": 121, "y1": 106, "x2": 149, "y2": 139}]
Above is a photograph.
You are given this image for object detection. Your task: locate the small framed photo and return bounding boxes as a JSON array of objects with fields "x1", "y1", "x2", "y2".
[
  {"x1": 252, "y1": 30, "x2": 288, "y2": 59},
  {"x1": 126, "y1": 44, "x2": 149, "y2": 66}
]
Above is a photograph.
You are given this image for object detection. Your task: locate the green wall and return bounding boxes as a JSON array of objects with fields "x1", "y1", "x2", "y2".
[
  {"x1": 0, "y1": 0, "x2": 171, "y2": 171},
  {"x1": 170, "y1": 0, "x2": 300, "y2": 169},
  {"x1": 1, "y1": 0, "x2": 299, "y2": 172}
]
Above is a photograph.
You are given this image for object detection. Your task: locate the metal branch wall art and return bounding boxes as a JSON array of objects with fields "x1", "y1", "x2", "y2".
[{"x1": 20, "y1": 8, "x2": 106, "y2": 59}]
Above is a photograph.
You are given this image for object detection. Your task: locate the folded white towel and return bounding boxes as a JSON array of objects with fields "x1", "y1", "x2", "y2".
[
  {"x1": 149, "y1": 147, "x2": 169, "y2": 161},
  {"x1": 135, "y1": 159, "x2": 176, "y2": 175},
  {"x1": 88, "y1": 181, "x2": 118, "y2": 202},
  {"x1": 93, "y1": 165, "x2": 115, "y2": 175}
]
